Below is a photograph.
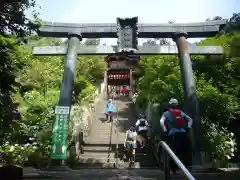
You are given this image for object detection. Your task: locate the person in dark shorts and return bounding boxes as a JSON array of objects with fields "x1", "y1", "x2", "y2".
[
  {"x1": 160, "y1": 98, "x2": 193, "y2": 176},
  {"x1": 135, "y1": 113, "x2": 150, "y2": 148},
  {"x1": 124, "y1": 125, "x2": 138, "y2": 162}
]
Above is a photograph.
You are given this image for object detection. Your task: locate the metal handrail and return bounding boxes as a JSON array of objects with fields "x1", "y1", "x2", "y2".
[
  {"x1": 159, "y1": 141, "x2": 195, "y2": 180},
  {"x1": 115, "y1": 99, "x2": 119, "y2": 167}
]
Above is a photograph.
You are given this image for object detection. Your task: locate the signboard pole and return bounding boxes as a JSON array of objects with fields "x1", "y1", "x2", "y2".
[{"x1": 51, "y1": 106, "x2": 70, "y2": 161}]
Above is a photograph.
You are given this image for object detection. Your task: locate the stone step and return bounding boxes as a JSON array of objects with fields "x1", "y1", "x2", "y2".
[
  {"x1": 77, "y1": 157, "x2": 116, "y2": 164},
  {"x1": 93, "y1": 130, "x2": 112, "y2": 133},
  {"x1": 83, "y1": 145, "x2": 110, "y2": 152},
  {"x1": 86, "y1": 140, "x2": 123, "y2": 145},
  {"x1": 79, "y1": 152, "x2": 115, "y2": 160},
  {"x1": 85, "y1": 138, "x2": 111, "y2": 143},
  {"x1": 72, "y1": 161, "x2": 125, "y2": 169},
  {"x1": 23, "y1": 168, "x2": 240, "y2": 179},
  {"x1": 92, "y1": 133, "x2": 112, "y2": 136},
  {"x1": 92, "y1": 128, "x2": 111, "y2": 130},
  {"x1": 83, "y1": 144, "x2": 121, "y2": 153},
  {"x1": 91, "y1": 128, "x2": 112, "y2": 131}
]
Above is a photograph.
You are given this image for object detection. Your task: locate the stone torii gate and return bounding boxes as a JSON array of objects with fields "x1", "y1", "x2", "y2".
[{"x1": 33, "y1": 17, "x2": 225, "y2": 166}]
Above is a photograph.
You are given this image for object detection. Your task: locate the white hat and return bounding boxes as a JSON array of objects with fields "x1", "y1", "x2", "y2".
[{"x1": 169, "y1": 98, "x2": 178, "y2": 105}]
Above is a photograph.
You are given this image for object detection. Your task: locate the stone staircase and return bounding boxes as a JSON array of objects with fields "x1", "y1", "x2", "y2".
[
  {"x1": 73, "y1": 94, "x2": 160, "y2": 169},
  {"x1": 74, "y1": 94, "x2": 126, "y2": 168}
]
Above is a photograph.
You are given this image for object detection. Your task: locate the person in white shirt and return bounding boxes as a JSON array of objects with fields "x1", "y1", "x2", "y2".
[
  {"x1": 124, "y1": 124, "x2": 138, "y2": 162},
  {"x1": 135, "y1": 113, "x2": 151, "y2": 148}
]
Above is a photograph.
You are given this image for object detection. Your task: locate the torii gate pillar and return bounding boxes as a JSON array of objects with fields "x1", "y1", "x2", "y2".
[
  {"x1": 58, "y1": 33, "x2": 82, "y2": 106},
  {"x1": 53, "y1": 32, "x2": 82, "y2": 166},
  {"x1": 174, "y1": 32, "x2": 203, "y2": 166}
]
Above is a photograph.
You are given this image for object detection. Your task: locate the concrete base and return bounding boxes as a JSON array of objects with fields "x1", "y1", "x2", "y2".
[{"x1": 0, "y1": 166, "x2": 23, "y2": 180}]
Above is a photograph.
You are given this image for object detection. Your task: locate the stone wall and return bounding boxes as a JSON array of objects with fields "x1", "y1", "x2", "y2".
[
  {"x1": 67, "y1": 82, "x2": 105, "y2": 160},
  {"x1": 69, "y1": 82, "x2": 106, "y2": 142},
  {"x1": 145, "y1": 103, "x2": 163, "y2": 136}
]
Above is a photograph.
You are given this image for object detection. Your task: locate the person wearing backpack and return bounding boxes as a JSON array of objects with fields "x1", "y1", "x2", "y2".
[
  {"x1": 159, "y1": 98, "x2": 193, "y2": 176},
  {"x1": 135, "y1": 113, "x2": 151, "y2": 148},
  {"x1": 124, "y1": 124, "x2": 138, "y2": 162}
]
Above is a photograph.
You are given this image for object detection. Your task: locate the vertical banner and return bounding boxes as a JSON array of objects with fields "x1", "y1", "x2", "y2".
[{"x1": 51, "y1": 106, "x2": 70, "y2": 160}]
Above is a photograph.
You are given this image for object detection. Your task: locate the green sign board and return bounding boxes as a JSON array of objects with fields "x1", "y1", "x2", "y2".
[{"x1": 51, "y1": 106, "x2": 70, "y2": 160}]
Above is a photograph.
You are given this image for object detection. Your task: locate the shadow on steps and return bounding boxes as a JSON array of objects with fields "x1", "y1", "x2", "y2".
[
  {"x1": 171, "y1": 171, "x2": 240, "y2": 180},
  {"x1": 114, "y1": 96, "x2": 131, "y2": 102},
  {"x1": 114, "y1": 97, "x2": 137, "y2": 133},
  {"x1": 68, "y1": 95, "x2": 159, "y2": 169}
]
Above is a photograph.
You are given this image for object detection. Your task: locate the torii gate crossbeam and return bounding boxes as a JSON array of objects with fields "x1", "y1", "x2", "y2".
[
  {"x1": 33, "y1": 44, "x2": 224, "y2": 56},
  {"x1": 38, "y1": 20, "x2": 226, "y2": 38}
]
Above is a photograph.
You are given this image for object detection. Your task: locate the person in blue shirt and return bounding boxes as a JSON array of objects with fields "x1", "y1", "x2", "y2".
[
  {"x1": 160, "y1": 98, "x2": 193, "y2": 176},
  {"x1": 106, "y1": 99, "x2": 115, "y2": 122}
]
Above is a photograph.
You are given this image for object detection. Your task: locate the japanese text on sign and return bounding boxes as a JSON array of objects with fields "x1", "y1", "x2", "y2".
[{"x1": 51, "y1": 106, "x2": 70, "y2": 160}]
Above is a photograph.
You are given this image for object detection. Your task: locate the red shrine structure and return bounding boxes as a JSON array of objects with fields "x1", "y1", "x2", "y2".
[{"x1": 104, "y1": 52, "x2": 140, "y2": 96}]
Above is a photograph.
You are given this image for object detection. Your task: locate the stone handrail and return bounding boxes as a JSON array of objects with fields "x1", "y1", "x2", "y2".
[{"x1": 69, "y1": 82, "x2": 106, "y2": 141}]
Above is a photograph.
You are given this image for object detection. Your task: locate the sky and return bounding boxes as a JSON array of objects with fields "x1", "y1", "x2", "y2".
[{"x1": 25, "y1": 0, "x2": 240, "y2": 45}]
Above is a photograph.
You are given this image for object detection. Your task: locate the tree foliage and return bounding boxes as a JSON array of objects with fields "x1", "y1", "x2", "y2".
[
  {"x1": 0, "y1": 0, "x2": 40, "y2": 38},
  {"x1": 0, "y1": 2, "x2": 106, "y2": 166},
  {"x1": 0, "y1": 35, "x2": 107, "y2": 166},
  {"x1": 84, "y1": 38, "x2": 101, "y2": 46}
]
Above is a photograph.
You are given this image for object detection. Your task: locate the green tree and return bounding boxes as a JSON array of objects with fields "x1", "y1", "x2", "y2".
[
  {"x1": 84, "y1": 38, "x2": 101, "y2": 46},
  {"x1": 0, "y1": 0, "x2": 40, "y2": 38},
  {"x1": 143, "y1": 39, "x2": 157, "y2": 45},
  {"x1": 0, "y1": 0, "x2": 40, "y2": 141}
]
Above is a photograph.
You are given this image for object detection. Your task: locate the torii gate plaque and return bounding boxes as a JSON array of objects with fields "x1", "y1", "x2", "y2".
[{"x1": 34, "y1": 17, "x2": 226, "y2": 167}]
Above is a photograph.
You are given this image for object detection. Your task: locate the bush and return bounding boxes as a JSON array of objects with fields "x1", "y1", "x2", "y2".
[
  {"x1": 204, "y1": 123, "x2": 237, "y2": 161},
  {"x1": 0, "y1": 141, "x2": 37, "y2": 166}
]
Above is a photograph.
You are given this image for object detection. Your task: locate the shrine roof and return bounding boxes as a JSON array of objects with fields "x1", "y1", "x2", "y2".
[{"x1": 104, "y1": 52, "x2": 140, "y2": 61}]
